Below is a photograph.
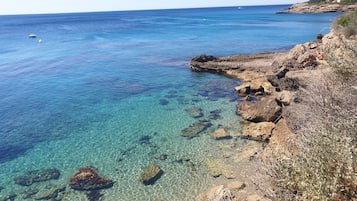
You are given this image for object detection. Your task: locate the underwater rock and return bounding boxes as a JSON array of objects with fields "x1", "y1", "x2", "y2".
[
  {"x1": 208, "y1": 109, "x2": 223, "y2": 120},
  {"x1": 33, "y1": 185, "x2": 66, "y2": 200},
  {"x1": 0, "y1": 186, "x2": 3, "y2": 193},
  {"x1": 22, "y1": 188, "x2": 39, "y2": 199},
  {"x1": 159, "y1": 99, "x2": 169, "y2": 105},
  {"x1": 181, "y1": 120, "x2": 212, "y2": 139},
  {"x1": 69, "y1": 167, "x2": 114, "y2": 191},
  {"x1": 185, "y1": 107, "x2": 204, "y2": 118},
  {"x1": 86, "y1": 190, "x2": 103, "y2": 201},
  {"x1": 139, "y1": 135, "x2": 152, "y2": 145},
  {"x1": 14, "y1": 168, "x2": 60, "y2": 186},
  {"x1": 139, "y1": 164, "x2": 163, "y2": 185},
  {"x1": 0, "y1": 194, "x2": 16, "y2": 201},
  {"x1": 211, "y1": 128, "x2": 231, "y2": 140}
]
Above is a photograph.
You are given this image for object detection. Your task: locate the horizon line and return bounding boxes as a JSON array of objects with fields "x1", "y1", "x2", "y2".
[{"x1": 0, "y1": 3, "x2": 291, "y2": 16}]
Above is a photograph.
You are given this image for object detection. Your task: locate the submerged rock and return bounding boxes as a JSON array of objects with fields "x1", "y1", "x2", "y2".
[
  {"x1": 185, "y1": 107, "x2": 204, "y2": 118},
  {"x1": 139, "y1": 164, "x2": 163, "y2": 185},
  {"x1": 0, "y1": 194, "x2": 16, "y2": 201},
  {"x1": 14, "y1": 168, "x2": 60, "y2": 186},
  {"x1": 32, "y1": 185, "x2": 66, "y2": 200},
  {"x1": 211, "y1": 128, "x2": 231, "y2": 140},
  {"x1": 69, "y1": 167, "x2": 114, "y2": 191},
  {"x1": 181, "y1": 120, "x2": 212, "y2": 139},
  {"x1": 159, "y1": 99, "x2": 169, "y2": 105}
]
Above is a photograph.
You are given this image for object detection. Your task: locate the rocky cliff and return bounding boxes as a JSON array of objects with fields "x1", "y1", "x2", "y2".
[{"x1": 191, "y1": 18, "x2": 357, "y2": 200}]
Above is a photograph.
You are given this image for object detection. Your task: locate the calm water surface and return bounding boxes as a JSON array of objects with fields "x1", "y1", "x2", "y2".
[{"x1": 0, "y1": 5, "x2": 340, "y2": 200}]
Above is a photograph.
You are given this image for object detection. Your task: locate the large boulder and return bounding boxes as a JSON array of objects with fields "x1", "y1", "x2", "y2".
[
  {"x1": 69, "y1": 167, "x2": 114, "y2": 191},
  {"x1": 14, "y1": 168, "x2": 60, "y2": 186},
  {"x1": 139, "y1": 164, "x2": 163, "y2": 185},
  {"x1": 237, "y1": 97, "x2": 282, "y2": 123}
]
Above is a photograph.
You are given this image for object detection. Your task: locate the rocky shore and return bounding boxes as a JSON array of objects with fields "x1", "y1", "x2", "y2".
[
  {"x1": 277, "y1": 2, "x2": 357, "y2": 14},
  {"x1": 190, "y1": 25, "x2": 357, "y2": 200}
]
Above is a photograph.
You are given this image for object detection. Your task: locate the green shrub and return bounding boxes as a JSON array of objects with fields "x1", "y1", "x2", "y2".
[{"x1": 334, "y1": 10, "x2": 357, "y2": 37}]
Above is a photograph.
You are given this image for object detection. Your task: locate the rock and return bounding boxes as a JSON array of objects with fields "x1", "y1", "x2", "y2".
[
  {"x1": 185, "y1": 107, "x2": 204, "y2": 118},
  {"x1": 192, "y1": 54, "x2": 217, "y2": 63},
  {"x1": 234, "y1": 141, "x2": 263, "y2": 163},
  {"x1": 235, "y1": 78, "x2": 274, "y2": 97},
  {"x1": 205, "y1": 158, "x2": 236, "y2": 179},
  {"x1": 33, "y1": 185, "x2": 66, "y2": 200},
  {"x1": 246, "y1": 194, "x2": 266, "y2": 201},
  {"x1": 181, "y1": 119, "x2": 212, "y2": 139},
  {"x1": 226, "y1": 181, "x2": 246, "y2": 191},
  {"x1": 276, "y1": 90, "x2": 294, "y2": 106},
  {"x1": 159, "y1": 99, "x2": 169, "y2": 105},
  {"x1": 288, "y1": 44, "x2": 306, "y2": 60},
  {"x1": 139, "y1": 164, "x2": 163, "y2": 185},
  {"x1": 86, "y1": 190, "x2": 103, "y2": 201},
  {"x1": 212, "y1": 128, "x2": 231, "y2": 140},
  {"x1": 296, "y1": 52, "x2": 317, "y2": 68},
  {"x1": 237, "y1": 97, "x2": 282, "y2": 123},
  {"x1": 242, "y1": 122, "x2": 276, "y2": 142},
  {"x1": 69, "y1": 167, "x2": 114, "y2": 191},
  {"x1": 14, "y1": 168, "x2": 60, "y2": 186},
  {"x1": 0, "y1": 186, "x2": 3, "y2": 193},
  {"x1": 197, "y1": 185, "x2": 236, "y2": 201},
  {"x1": 0, "y1": 194, "x2": 16, "y2": 201},
  {"x1": 22, "y1": 189, "x2": 39, "y2": 199}
]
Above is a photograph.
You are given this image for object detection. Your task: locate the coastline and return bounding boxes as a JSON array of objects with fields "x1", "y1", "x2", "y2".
[
  {"x1": 277, "y1": 2, "x2": 357, "y2": 14},
  {"x1": 191, "y1": 12, "x2": 357, "y2": 200}
]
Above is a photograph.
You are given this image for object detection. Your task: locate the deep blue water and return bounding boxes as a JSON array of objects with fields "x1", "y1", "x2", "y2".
[{"x1": 0, "y1": 5, "x2": 341, "y2": 200}]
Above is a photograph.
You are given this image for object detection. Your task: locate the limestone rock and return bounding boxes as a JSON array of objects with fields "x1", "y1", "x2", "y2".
[
  {"x1": 205, "y1": 158, "x2": 236, "y2": 179},
  {"x1": 226, "y1": 181, "x2": 246, "y2": 190},
  {"x1": 139, "y1": 164, "x2": 163, "y2": 185},
  {"x1": 14, "y1": 168, "x2": 60, "y2": 186},
  {"x1": 212, "y1": 128, "x2": 231, "y2": 140},
  {"x1": 246, "y1": 194, "x2": 263, "y2": 201},
  {"x1": 237, "y1": 97, "x2": 282, "y2": 123},
  {"x1": 235, "y1": 141, "x2": 263, "y2": 163},
  {"x1": 197, "y1": 185, "x2": 236, "y2": 201},
  {"x1": 276, "y1": 90, "x2": 294, "y2": 106},
  {"x1": 69, "y1": 167, "x2": 114, "y2": 191},
  {"x1": 242, "y1": 122, "x2": 276, "y2": 142}
]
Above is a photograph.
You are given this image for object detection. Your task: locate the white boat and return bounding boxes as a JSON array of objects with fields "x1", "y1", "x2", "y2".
[{"x1": 28, "y1": 34, "x2": 37, "y2": 38}]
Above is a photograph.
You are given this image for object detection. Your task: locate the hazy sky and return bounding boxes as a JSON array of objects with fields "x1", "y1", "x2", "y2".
[{"x1": 0, "y1": 0, "x2": 305, "y2": 15}]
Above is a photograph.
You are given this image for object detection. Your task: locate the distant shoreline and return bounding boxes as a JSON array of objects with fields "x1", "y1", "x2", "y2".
[{"x1": 277, "y1": 2, "x2": 357, "y2": 14}]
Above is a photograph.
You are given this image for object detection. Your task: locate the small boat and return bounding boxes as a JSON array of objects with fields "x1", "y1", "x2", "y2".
[{"x1": 28, "y1": 34, "x2": 37, "y2": 38}]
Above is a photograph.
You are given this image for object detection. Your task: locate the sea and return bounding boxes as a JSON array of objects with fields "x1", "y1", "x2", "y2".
[{"x1": 0, "y1": 5, "x2": 341, "y2": 201}]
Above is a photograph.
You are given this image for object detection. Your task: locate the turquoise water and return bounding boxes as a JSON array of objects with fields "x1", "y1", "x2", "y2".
[{"x1": 0, "y1": 5, "x2": 340, "y2": 200}]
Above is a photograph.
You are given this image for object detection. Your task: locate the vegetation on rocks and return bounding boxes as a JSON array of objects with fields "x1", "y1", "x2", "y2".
[
  {"x1": 270, "y1": 11, "x2": 357, "y2": 201},
  {"x1": 334, "y1": 9, "x2": 357, "y2": 37}
]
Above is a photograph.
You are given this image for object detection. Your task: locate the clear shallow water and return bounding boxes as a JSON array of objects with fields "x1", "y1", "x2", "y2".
[{"x1": 0, "y1": 5, "x2": 340, "y2": 200}]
